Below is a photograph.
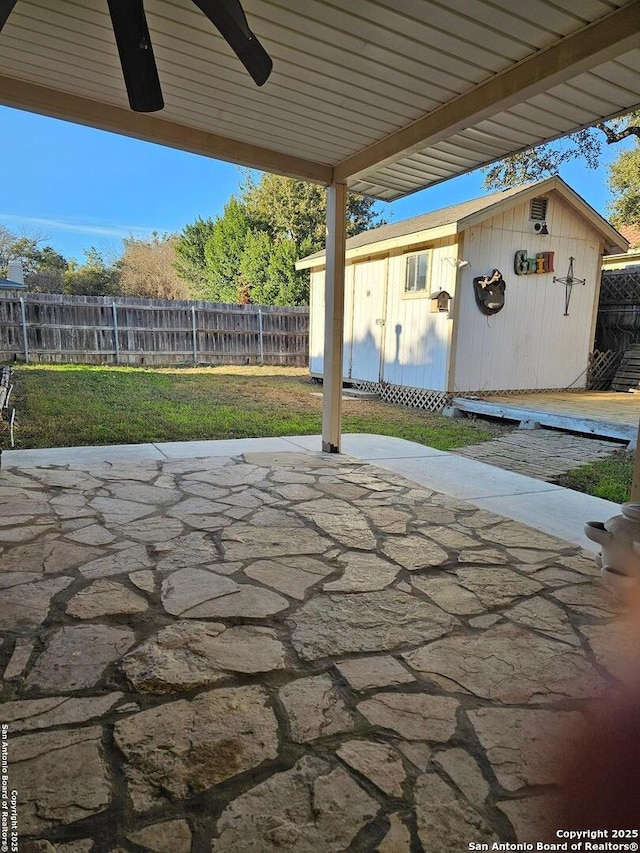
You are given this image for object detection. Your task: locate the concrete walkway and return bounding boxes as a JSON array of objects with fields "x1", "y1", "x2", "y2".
[
  {"x1": 453, "y1": 429, "x2": 622, "y2": 481},
  {"x1": 2, "y1": 434, "x2": 620, "y2": 551},
  {"x1": 0, "y1": 439, "x2": 629, "y2": 851}
]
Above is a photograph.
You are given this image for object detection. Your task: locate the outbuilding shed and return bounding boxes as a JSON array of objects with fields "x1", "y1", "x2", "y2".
[{"x1": 297, "y1": 177, "x2": 628, "y2": 409}]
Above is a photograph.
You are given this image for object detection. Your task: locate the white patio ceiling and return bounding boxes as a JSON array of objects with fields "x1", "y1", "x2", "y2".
[{"x1": 0, "y1": 0, "x2": 639, "y2": 199}]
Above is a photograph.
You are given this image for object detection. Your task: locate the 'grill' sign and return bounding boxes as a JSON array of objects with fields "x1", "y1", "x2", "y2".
[{"x1": 514, "y1": 250, "x2": 555, "y2": 275}]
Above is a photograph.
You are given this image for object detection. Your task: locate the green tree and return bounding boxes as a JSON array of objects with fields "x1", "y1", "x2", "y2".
[
  {"x1": 173, "y1": 216, "x2": 216, "y2": 296},
  {"x1": 240, "y1": 170, "x2": 385, "y2": 248},
  {"x1": 0, "y1": 225, "x2": 67, "y2": 290},
  {"x1": 265, "y1": 238, "x2": 310, "y2": 306},
  {"x1": 25, "y1": 246, "x2": 67, "y2": 292},
  {"x1": 64, "y1": 248, "x2": 120, "y2": 296},
  {"x1": 175, "y1": 172, "x2": 386, "y2": 305},
  {"x1": 202, "y1": 198, "x2": 249, "y2": 303},
  {"x1": 608, "y1": 141, "x2": 640, "y2": 228},
  {"x1": 483, "y1": 111, "x2": 640, "y2": 193},
  {"x1": 239, "y1": 229, "x2": 273, "y2": 304}
]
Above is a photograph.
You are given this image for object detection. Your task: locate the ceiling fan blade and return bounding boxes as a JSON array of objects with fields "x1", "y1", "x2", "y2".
[
  {"x1": 106, "y1": 0, "x2": 164, "y2": 112},
  {"x1": 0, "y1": 0, "x2": 19, "y2": 32},
  {"x1": 191, "y1": 0, "x2": 272, "y2": 86}
]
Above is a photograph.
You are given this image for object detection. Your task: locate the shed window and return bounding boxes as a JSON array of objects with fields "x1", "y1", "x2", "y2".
[
  {"x1": 405, "y1": 252, "x2": 429, "y2": 293},
  {"x1": 529, "y1": 197, "x2": 548, "y2": 221}
]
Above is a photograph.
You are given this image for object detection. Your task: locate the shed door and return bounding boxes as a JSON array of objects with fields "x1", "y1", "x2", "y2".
[{"x1": 349, "y1": 259, "x2": 386, "y2": 382}]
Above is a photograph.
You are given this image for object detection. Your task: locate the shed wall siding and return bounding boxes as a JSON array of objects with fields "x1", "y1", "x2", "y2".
[
  {"x1": 452, "y1": 194, "x2": 602, "y2": 392},
  {"x1": 308, "y1": 238, "x2": 457, "y2": 389},
  {"x1": 382, "y1": 238, "x2": 457, "y2": 391}
]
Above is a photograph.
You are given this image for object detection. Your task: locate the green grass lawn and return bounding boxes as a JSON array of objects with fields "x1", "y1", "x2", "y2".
[
  {"x1": 7, "y1": 363, "x2": 509, "y2": 451},
  {"x1": 9, "y1": 363, "x2": 633, "y2": 503},
  {"x1": 553, "y1": 449, "x2": 634, "y2": 504}
]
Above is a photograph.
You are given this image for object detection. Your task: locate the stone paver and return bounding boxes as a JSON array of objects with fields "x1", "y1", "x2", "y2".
[
  {"x1": 403, "y1": 624, "x2": 606, "y2": 703},
  {"x1": 378, "y1": 814, "x2": 412, "y2": 851},
  {"x1": 11, "y1": 727, "x2": 111, "y2": 834},
  {"x1": 335, "y1": 655, "x2": 414, "y2": 690},
  {"x1": 289, "y1": 590, "x2": 456, "y2": 660},
  {"x1": 358, "y1": 692, "x2": 460, "y2": 742},
  {"x1": 279, "y1": 673, "x2": 353, "y2": 742},
  {"x1": 0, "y1": 449, "x2": 626, "y2": 850},
  {"x1": 434, "y1": 748, "x2": 489, "y2": 807},
  {"x1": 114, "y1": 685, "x2": 279, "y2": 811},
  {"x1": 467, "y1": 708, "x2": 587, "y2": 791},
  {"x1": 454, "y1": 429, "x2": 621, "y2": 481},
  {"x1": 122, "y1": 622, "x2": 286, "y2": 692},
  {"x1": 414, "y1": 772, "x2": 498, "y2": 850},
  {"x1": 26, "y1": 625, "x2": 136, "y2": 691},
  {"x1": 66, "y1": 579, "x2": 148, "y2": 619},
  {"x1": 336, "y1": 740, "x2": 406, "y2": 796},
  {"x1": 127, "y1": 820, "x2": 192, "y2": 853}
]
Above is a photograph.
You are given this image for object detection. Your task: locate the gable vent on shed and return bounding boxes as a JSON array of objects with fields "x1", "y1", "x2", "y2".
[{"x1": 529, "y1": 197, "x2": 548, "y2": 221}]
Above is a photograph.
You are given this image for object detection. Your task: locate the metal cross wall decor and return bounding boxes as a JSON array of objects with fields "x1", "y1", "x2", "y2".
[{"x1": 552, "y1": 257, "x2": 585, "y2": 316}]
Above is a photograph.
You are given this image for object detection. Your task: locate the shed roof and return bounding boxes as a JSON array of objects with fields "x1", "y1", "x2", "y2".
[
  {"x1": 1, "y1": 1, "x2": 639, "y2": 201},
  {"x1": 0, "y1": 278, "x2": 27, "y2": 289},
  {"x1": 296, "y1": 177, "x2": 629, "y2": 268}
]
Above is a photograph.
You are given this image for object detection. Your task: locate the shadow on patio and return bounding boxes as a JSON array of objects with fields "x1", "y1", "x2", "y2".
[{"x1": 0, "y1": 444, "x2": 635, "y2": 851}]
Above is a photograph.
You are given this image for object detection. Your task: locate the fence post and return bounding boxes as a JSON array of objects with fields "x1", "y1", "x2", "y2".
[
  {"x1": 19, "y1": 297, "x2": 29, "y2": 363},
  {"x1": 258, "y1": 308, "x2": 264, "y2": 365},
  {"x1": 191, "y1": 306, "x2": 198, "y2": 365},
  {"x1": 111, "y1": 303, "x2": 120, "y2": 364}
]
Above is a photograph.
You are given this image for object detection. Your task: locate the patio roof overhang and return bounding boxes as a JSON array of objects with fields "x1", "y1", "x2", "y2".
[
  {"x1": 1, "y1": 0, "x2": 639, "y2": 472},
  {"x1": 1, "y1": 1, "x2": 640, "y2": 201}
]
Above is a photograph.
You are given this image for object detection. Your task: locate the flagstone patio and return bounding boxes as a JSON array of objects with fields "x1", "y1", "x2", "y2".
[{"x1": 0, "y1": 448, "x2": 630, "y2": 852}]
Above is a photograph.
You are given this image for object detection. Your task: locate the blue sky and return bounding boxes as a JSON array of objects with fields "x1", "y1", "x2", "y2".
[{"x1": 0, "y1": 105, "x2": 631, "y2": 263}]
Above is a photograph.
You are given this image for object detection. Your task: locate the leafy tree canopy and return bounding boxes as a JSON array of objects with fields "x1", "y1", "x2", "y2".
[
  {"x1": 175, "y1": 171, "x2": 386, "y2": 305},
  {"x1": 608, "y1": 142, "x2": 640, "y2": 228},
  {"x1": 483, "y1": 111, "x2": 640, "y2": 228},
  {"x1": 0, "y1": 225, "x2": 67, "y2": 289},
  {"x1": 173, "y1": 216, "x2": 216, "y2": 295},
  {"x1": 239, "y1": 170, "x2": 384, "y2": 248},
  {"x1": 64, "y1": 248, "x2": 120, "y2": 297}
]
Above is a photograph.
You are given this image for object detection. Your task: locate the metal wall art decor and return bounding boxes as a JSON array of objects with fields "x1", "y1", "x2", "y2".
[
  {"x1": 553, "y1": 256, "x2": 585, "y2": 316},
  {"x1": 473, "y1": 269, "x2": 506, "y2": 315},
  {"x1": 514, "y1": 249, "x2": 555, "y2": 275}
]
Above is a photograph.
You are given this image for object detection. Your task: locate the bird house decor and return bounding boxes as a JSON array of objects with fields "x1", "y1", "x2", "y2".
[
  {"x1": 430, "y1": 290, "x2": 452, "y2": 313},
  {"x1": 473, "y1": 269, "x2": 506, "y2": 316}
]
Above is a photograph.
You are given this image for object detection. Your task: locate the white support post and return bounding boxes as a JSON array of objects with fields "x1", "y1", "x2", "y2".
[
  {"x1": 632, "y1": 418, "x2": 640, "y2": 502},
  {"x1": 322, "y1": 182, "x2": 347, "y2": 453}
]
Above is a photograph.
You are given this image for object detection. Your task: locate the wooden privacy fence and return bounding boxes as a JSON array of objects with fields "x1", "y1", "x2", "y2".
[{"x1": 0, "y1": 293, "x2": 309, "y2": 366}]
